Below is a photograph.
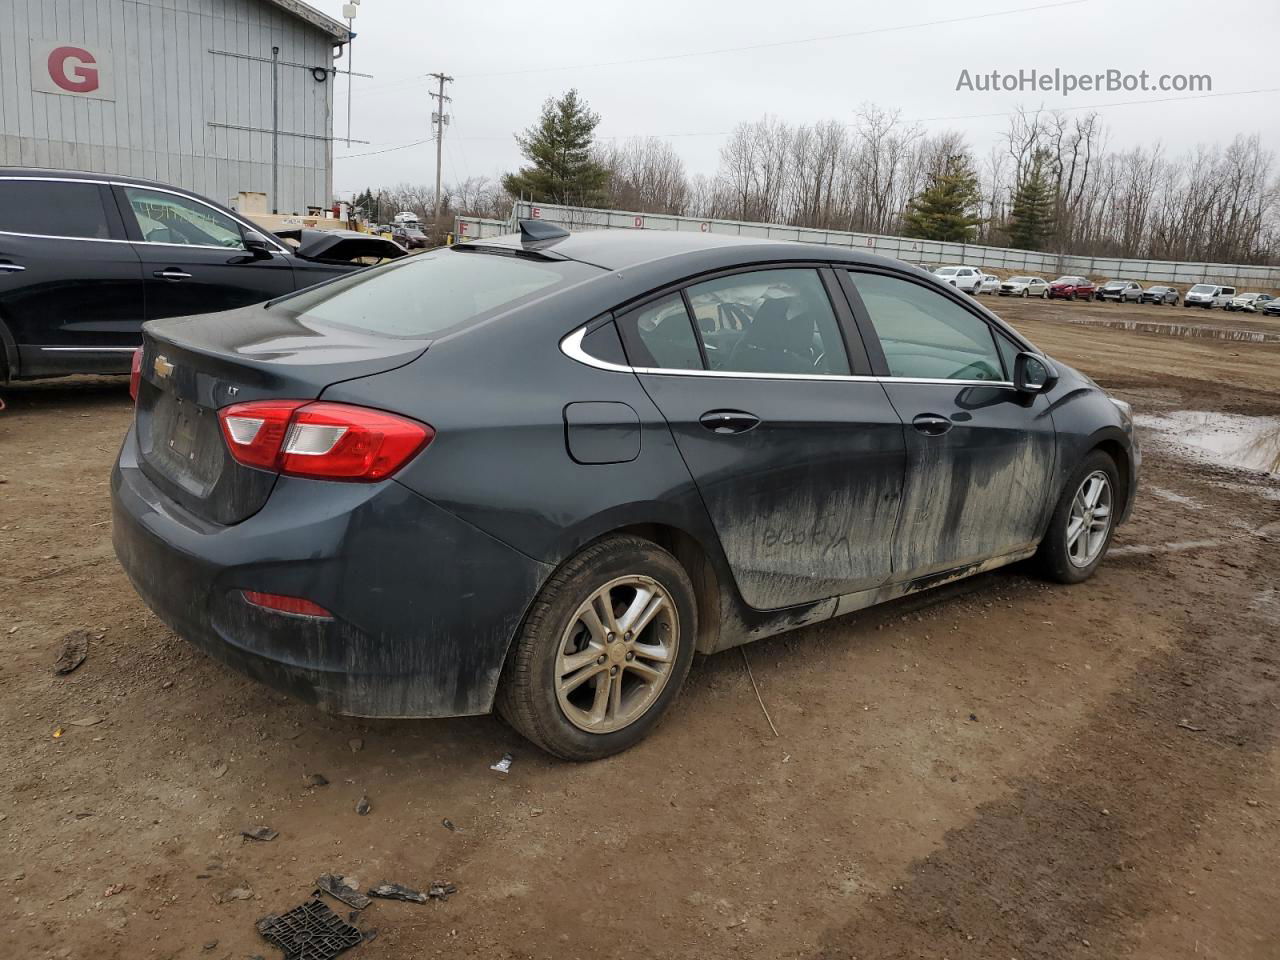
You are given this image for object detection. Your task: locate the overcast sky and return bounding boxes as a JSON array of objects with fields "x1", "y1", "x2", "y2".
[{"x1": 318, "y1": 0, "x2": 1280, "y2": 200}]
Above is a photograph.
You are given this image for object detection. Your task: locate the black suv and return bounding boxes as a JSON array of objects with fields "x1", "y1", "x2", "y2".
[{"x1": 0, "y1": 169, "x2": 403, "y2": 382}]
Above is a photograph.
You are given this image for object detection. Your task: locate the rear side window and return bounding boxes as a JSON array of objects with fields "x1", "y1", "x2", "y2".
[
  {"x1": 850, "y1": 272, "x2": 1004, "y2": 382},
  {"x1": 0, "y1": 179, "x2": 114, "y2": 239},
  {"x1": 616, "y1": 294, "x2": 703, "y2": 370},
  {"x1": 292, "y1": 250, "x2": 599, "y2": 338},
  {"x1": 686, "y1": 268, "x2": 849, "y2": 375}
]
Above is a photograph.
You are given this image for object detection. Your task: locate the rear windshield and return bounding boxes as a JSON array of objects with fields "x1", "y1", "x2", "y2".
[
  {"x1": 283, "y1": 249, "x2": 600, "y2": 338},
  {"x1": 1010, "y1": 276, "x2": 1035, "y2": 283}
]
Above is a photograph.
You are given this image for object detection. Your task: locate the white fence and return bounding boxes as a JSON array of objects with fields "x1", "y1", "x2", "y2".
[
  {"x1": 454, "y1": 216, "x2": 508, "y2": 240},
  {"x1": 506, "y1": 201, "x2": 1280, "y2": 289}
]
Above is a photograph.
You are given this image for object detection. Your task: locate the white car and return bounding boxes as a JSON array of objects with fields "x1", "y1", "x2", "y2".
[
  {"x1": 999, "y1": 276, "x2": 1050, "y2": 298},
  {"x1": 932, "y1": 265, "x2": 984, "y2": 293},
  {"x1": 1226, "y1": 292, "x2": 1274, "y2": 313},
  {"x1": 975, "y1": 274, "x2": 1000, "y2": 295},
  {"x1": 1185, "y1": 283, "x2": 1236, "y2": 309}
]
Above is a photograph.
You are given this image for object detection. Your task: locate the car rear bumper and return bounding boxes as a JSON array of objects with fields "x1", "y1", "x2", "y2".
[{"x1": 111, "y1": 425, "x2": 552, "y2": 718}]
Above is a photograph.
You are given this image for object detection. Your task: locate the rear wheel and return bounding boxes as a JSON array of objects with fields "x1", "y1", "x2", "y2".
[
  {"x1": 496, "y1": 535, "x2": 697, "y2": 760},
  {"x1": 1036, "y1": 451, "x2": 1120, "y2": 584}
]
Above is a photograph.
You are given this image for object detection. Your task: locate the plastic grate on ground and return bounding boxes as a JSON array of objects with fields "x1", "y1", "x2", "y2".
[{"x1": 256, "y1": 898, "x2": 364, "y2": 960}]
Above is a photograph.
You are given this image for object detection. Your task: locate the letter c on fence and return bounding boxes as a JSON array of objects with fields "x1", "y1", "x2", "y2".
[{"x1": 48, "y1": 46, "x2": 99, "y2": 94}]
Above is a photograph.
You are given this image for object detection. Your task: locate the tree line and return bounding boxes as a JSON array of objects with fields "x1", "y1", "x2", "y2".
[{"x1": 358, "y1": 91, "x2": 1280, "y2": 266}]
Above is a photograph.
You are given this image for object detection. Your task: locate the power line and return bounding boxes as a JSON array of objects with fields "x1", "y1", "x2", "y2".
[
  {"x1": 335, "y1": 137, "x2": 434, "y2": 159},
  {"x1": 336, "y1": 86, "x2": 1280, "y2": 162},
  {"x1": 356, "y1": 0, "x2": 1086, "y2": 93}
]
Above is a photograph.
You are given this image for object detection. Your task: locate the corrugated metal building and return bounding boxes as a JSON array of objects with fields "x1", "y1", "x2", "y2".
[{"x1": 0, "y1": 0, "x2": 349, "y2": 215}]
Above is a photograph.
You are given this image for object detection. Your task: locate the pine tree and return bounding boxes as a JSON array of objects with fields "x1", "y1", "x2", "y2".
[
  {"x1": 902, "y1": 153, "x2": 983, "y2": 242},
  {"x1": 1007, "y1": 151, "x2": 1057, "y2": 251},
  {"x1": 502, "y1": 90, "x2": 609, "y2": 206}
]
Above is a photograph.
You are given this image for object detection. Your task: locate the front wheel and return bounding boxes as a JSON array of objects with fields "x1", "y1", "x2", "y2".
[
  {"x1": 1021, "y1": 288, "x2": 1029, "y2": 298},
  {"x1": 496, "y1": 535, "x2": 697, "y2": 760},
  {"x1": 1035, "y1": 451, "x2": 1120, "y2": 584}
]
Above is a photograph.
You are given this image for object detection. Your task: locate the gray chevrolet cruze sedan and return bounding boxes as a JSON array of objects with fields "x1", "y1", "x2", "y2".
[{"x1": 112, "y1": 223, "x2": 1139, "y2": 759}]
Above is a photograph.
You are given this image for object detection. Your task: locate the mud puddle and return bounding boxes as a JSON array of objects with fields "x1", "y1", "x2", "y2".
[
  {"x1": 1136, "y1": 410, "x2": 1280, "y2": 474},
  {"x1": 1065, "y1": 317, "x2": 1280, "y2": 342}
]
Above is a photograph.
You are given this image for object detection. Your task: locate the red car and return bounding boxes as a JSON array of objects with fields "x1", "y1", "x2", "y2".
[{"x1": 1048, "y1": 276, "x2": 1096, "y2": 300}]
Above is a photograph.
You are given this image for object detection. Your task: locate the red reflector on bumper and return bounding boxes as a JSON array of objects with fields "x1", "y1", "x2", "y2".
[{"x1": 241, "y1": 590, "x2": 333, "y2": 619}]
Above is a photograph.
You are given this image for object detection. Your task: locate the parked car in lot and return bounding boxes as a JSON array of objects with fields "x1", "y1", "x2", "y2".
[
  {"x1": 1048, "y1": 276, "x2": 1096, "y2": 300},
  {"x1": 1184, "y1": 283, "x2": 1236, "y2": 308},
  {"x1": 1139, "y1": 285, "x2": 1179, "y2": 305},
  {"x1": 975, "y1": 273, "x2": 1000, "y2": 295},
  {"x1": 932, "y1": 265, "x2": 985, "y2": 293},
  {"x1": 0, "y1": 169, "x2": 406, "y2": 382},
  {"x1": 1262, "y1": 298, "x2": 1280, "y2": 317},
  {"x1": 1097, "y1": 280, "x2": 1143, "y2": 303},
  {"x1": 1225, "y1": 292, "x2": 1274, "y2": 313},
  {"x1": 112, "y1": 223, "x2": 1139, "y2": 759},
  {"x1": 998, "y1": 276, "x2": 1050, "y2": 298},
  {"x1": 391, "y1": 223, "x2": 429, "y2": 250}
]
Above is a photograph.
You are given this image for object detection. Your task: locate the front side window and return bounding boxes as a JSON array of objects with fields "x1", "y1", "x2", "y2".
[
  {"x1": 123, "y1": 187, "x2": 245, "y2": 248},
  {"x1": 850, "y1": 272, "x2": 1004, "y2": 382},
  {"x1": 0, "y1": 179, "x2": 114, "y2": 239},
  {"x1": 616, "y1": 294, "x2": 704, "y2": 370},
  {"x1": 686, "y1": 268, "x2": 849, "y2": 375}
]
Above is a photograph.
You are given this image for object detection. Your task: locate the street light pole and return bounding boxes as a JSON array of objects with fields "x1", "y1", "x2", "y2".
[{"x1": 342, "y1": 1, "x2": 361, "y2": 147}]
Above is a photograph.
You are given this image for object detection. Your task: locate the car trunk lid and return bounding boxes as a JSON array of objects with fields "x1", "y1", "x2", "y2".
[{"x1": 134, "y1": 305, "x2": 430, "y2": 525}]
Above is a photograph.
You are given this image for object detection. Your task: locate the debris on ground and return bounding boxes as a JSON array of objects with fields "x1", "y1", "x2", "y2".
[
  {"x1": 67, "y1": 716, "x2": 103, "y2": 727},
  {"x1": 215, "y1": 886, "x2": 254, "y2": 903},
  {"x1": 441, "y1": 818, "x2": 456, "y2": 832},
  {"x1": 211, "y1": 762, "x2": 228, "y2": 779},
  {"x1": 53, "y1": 630, "x2": 92, "y2": 675},
  {"x1": 305, "y1": 773, "x2": 330, "y2": 787},
  {"x1": 1177, "y1": 720, "x2": 1207, "y2": 732},
  {"x1": 355, "y1": 795, "x2": 371, "y2": 816},
  {"x1": 202, "y1": 940, "x2": 217, "y2": 951},
  {"x1": 241, "y1": 826, "x2": 278, "y2": 842},
  {"x1": 490, "y1": 753, "x2": 513, "y2": 775},
  {"x1": 368, "y1": 880, "x2": 457, "y2": 903},
  {"x1": 315, "y1": 874, "x2": 370, "y2": 910},
  {"x1": 348, "y1": 738, "x2": 363, "y2": 753},
  {"x1": 257, "y1": 898, "x2": 362, "y2": 959},
  {"x1": 103, "y1": 883, "x2": 126, "y2": 897},
  {"x1": 52, "y1": 727, "x2": 64, "y2": 739}
]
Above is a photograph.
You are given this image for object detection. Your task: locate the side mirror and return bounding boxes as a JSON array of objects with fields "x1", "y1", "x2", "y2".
[
  {"x1": 243, "y1": 230, "x2": 274, "y2": 258},
  {"x1": 1013, "y1": 351, "x2": 1058, "y2": 394}
]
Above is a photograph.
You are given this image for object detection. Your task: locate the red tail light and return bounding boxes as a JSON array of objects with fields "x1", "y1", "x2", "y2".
[
  {"x1": 241, "y1": 590, "x2": 333, "y2": 619},
  {"x1": 217, "y1": 400, "x2": 433, "y2": 481},
  {"x1": 129, "y1": 348, "x2": 143, "y2": 403}
]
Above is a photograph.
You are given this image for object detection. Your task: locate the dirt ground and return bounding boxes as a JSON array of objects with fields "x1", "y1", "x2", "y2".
[{"x1": 2, "y1": 296, "x2": 1278, "y2": 960}]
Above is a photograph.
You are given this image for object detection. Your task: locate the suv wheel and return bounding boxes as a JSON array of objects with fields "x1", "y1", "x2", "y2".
[
  {"x1": 496, "y1": 535, "x2": 697, "y2": 760},
  {"x1": 1036, "y1": 451, "x2": 1120, "y2": 584}
]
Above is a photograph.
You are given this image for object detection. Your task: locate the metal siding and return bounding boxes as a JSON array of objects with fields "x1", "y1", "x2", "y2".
[{"x1": 0, "y1": 0, "x2": 336, "y2": 214}]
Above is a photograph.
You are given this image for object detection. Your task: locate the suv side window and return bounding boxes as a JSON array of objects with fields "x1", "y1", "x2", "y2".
[
  {"x1": 0, "y1": 179, "x2": 115, "y2": 239},
  {"x1": 616, "y1": 294, "x2": 704, "y2": 371},
  {"x1": 685, "y1": 268, "x2": 849, "y2": 375},
  {"x1": 849, "y1": 272, "x2": 1005, "y2": 382},
  {"x1": 122, "y1": 186, "x2": 246, "y2": 249}
]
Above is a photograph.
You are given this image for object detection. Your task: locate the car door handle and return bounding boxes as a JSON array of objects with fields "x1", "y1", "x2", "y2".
[
  {"x1": 700, "y1": 410, "x2": 761, "y2": 435},
  {"x1": 0, "y1": 262, "x2": 25, "y2": 272},
  {"x1": 911, "y1": 414, "x2": 953, "y2": 437},
  {"x1": 154, "y1": 269, "x2": 192, "y2": 281}
]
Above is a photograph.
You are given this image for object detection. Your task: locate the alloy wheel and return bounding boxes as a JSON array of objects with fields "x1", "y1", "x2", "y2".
[
  {"x1": 1066, "y1": 471, "x2": 1113, "y2": 567},
  {"x1": 555, "y1": 575, "x2": 679, "y2": 734}
]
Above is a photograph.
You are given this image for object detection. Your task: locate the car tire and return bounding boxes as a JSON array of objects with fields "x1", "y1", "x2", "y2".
[
  {"x1": 1020, "y1": 289, "x2": 1029, "y2": 298},
  {"x1": 1041, "y1": 289, "x2": 1048, "y2": 299},
  {"x1": 495, "y1": 534, "x2": 697, "y2": 761},
  {"x1": 1035, "y1": 450, "x2": 1121, "y2": 585}
]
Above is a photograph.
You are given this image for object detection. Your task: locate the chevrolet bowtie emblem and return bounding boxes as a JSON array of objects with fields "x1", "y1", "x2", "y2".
[{"x1": 153, "y1": 355, "x2": 174, "y2": 379}]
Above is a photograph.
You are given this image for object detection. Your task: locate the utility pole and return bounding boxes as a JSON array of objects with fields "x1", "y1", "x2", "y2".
[{"x1": 428, "y1": 72, "x2": 453, "y2": 244}]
